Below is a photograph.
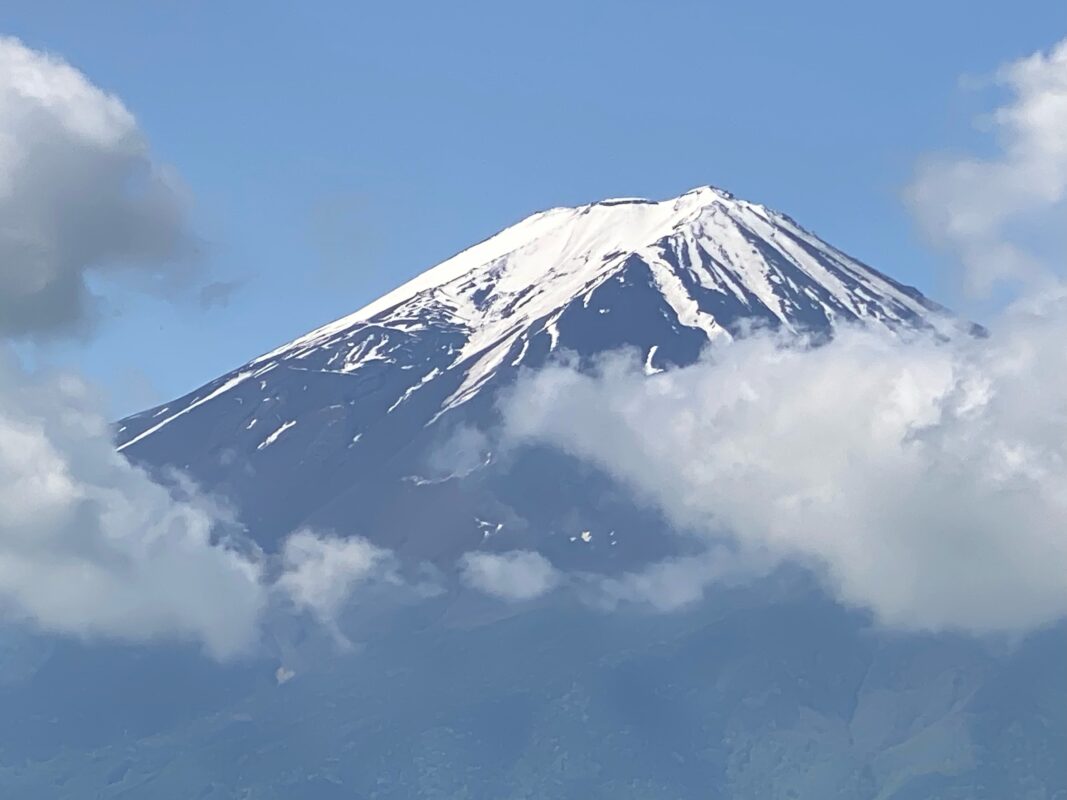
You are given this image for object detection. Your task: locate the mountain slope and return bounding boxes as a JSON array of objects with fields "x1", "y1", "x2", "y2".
[{"x1": 115, "y1": 186, "x2": 945, "y2": 557}]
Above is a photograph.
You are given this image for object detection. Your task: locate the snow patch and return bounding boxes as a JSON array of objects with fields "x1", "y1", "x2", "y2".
[
  {"x1": 387, "y1": 367, "x2": 442, "y2": 413},
  {"x1": 644, "y1": 345, "x2": 664, "y2": 375},
  {"x1": 257, "y1": 420, "x2": 296, "y2": 451}
]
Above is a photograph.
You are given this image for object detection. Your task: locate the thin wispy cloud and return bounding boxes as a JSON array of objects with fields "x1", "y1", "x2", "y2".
[
  {"x1": 906, "y1": 37, "x2": 1067, "y2": 294},
  {"x1": 198, "y1": 278, "x2": 245, "y2": 310},
  {"x1": 459, "y1": 549, "x2": 560, "y2": 601}
]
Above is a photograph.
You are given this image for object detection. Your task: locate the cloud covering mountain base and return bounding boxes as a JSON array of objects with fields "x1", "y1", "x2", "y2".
[{"x1": 500, "y1": 313, "x2": 1067, "y2": 635}]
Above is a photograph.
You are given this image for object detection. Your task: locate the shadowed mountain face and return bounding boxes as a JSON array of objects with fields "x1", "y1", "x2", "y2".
[{"x1": 6, "y1": 189, "x2": 1060, "y2": 799}]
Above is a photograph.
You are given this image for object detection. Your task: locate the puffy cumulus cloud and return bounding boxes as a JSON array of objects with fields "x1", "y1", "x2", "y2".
[
  {"x1": 0, "y1": 38, "x2": 418, "y2": 657},
  {"x1": 0, "y1": 38, "x2": 265, "y2": 660},
  {"x1": 0, "y1": 350, "x2": 266, "y2": 659},
  {"x1": 459, "y1": 550, "x2": 560, "y2": 601},
  {"x1": 500, "y1": 313, "x2": 1067, "y2": 635},
  {"x1": 276, "y1": 530, "x2": 396, "y2": 621},
  {"x1": 0, "y1": 38, "x2": 438, "y2": 659},
  {"x1": 0, "y1": 351, "x2": 415, "y2": 656},
  {"x1": 906, "y1": 37, "x2": 1067, "y2": 293},
  {"x1": 0, "y1": 36, "x2": 194, "y2": 339}
]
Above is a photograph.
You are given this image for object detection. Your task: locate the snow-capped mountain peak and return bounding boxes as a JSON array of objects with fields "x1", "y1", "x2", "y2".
[
  {"x1": 256, "y1": 186, "x2": 736, "y2": 361},
  {"x1": 243, "y1": 185, "x2": 939, "y2": 417}
]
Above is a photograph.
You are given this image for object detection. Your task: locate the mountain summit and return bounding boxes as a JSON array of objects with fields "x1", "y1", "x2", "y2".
[
  {"x1": 230, "y1": 185, "x2": 939, "y2": 421},
  {"x1": 117, "y1": 187, "x2": 944, "y2": 555}
]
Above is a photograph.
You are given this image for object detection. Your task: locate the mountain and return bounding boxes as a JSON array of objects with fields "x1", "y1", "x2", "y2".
[
  {"x1": 5, "y1": 187, "x2": 1061, "y2": 799},
  {"x1": 115, "y1": 186, "x2": 946, "y2": 560}
]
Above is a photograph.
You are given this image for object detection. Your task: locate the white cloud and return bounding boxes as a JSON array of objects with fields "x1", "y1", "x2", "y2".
[
  {"x1": 0, "y1": 348, "x2": 409, "y2": 656},
  {"x1": 0, "y1": 37, "x2": 421, "y2": 660},
  {"x1": 0, "y1": 36, "x2": 193, "y2": 338},
  {"x1": 906, "y1": 37, "x2": 1067, "y2": 293},
  {"x1": 459, "y1": 549, "x2": 560, "y2": 601},
  {"x1": 587, "y1": 547, "x2": 770, "y2": 612},
  {"x1": 0, "y1": 38, "x2": 266, "y2": 660},
  {"x1": 276, "y1": 530, "x2": 395, "y2": 620},
  {"x1": 501, "y1": 312, "x2": 1067, "y2": 635},
  {"x1": 0, "y1": 350, "x2": 266, "y2": 659}
]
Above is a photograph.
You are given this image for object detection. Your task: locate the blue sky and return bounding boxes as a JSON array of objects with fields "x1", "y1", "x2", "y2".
[{"x1": 1, "y1": 1, "x2": 1061, "y2": 415}]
